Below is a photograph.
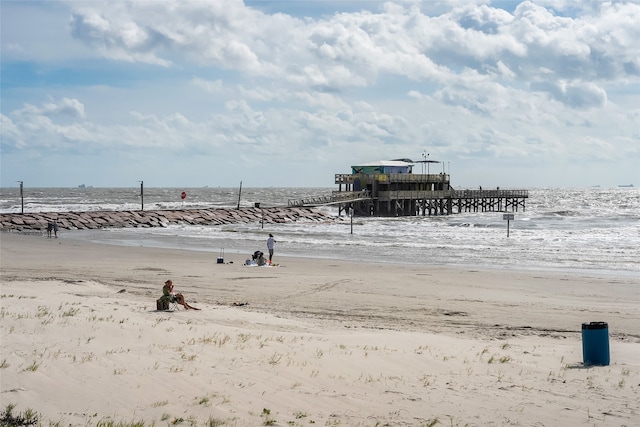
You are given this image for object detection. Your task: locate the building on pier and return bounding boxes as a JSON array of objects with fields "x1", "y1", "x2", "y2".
[{"x1": 331, "y1": 159, "x2": 528, "y2": 217}]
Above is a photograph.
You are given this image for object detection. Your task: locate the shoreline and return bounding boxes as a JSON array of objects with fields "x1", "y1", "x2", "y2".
[
  {"x1": 1, "y1": 232, "x2": 639, "y2": 426},
  {"x1": 50, "y1": 228, "x2": 640, "y2": 279}
]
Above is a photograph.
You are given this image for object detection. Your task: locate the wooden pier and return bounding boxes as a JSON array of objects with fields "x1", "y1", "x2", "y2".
[{"x1": 289, "y1": 169, "x2": 528, "y2": 217}]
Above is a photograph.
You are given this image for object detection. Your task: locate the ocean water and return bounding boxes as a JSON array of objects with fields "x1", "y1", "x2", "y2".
[{"x1": 1, "y1": 186, "x2": 638, "y2": 275}]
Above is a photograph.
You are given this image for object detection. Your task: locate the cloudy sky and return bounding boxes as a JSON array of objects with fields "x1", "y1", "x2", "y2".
[{"x1": 2, "y1": 0, "x2": 638, "y2": 189}]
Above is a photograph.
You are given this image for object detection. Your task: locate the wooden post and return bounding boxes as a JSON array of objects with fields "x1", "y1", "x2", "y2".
[
  {"x1": 139, "y1": 181, "x2": 144, "y2": 211},
  {"x1": 237, "y1": 181, "x2": 242, "y2": 209},
  {"x1": 18, "y1": 181, "x2": 24, "y2": 214},
  {"x1": 350, "y1": 203, "x2": 354, "y2": 235}
]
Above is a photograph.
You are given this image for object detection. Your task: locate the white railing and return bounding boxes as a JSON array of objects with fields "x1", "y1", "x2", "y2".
[{"x1": 288, "y1": 191, "x2": 371, "y2": 207}]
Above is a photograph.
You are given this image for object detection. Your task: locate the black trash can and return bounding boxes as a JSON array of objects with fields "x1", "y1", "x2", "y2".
[{"x1": 581, "y1": 322, "x2": 609, "y2": 366}]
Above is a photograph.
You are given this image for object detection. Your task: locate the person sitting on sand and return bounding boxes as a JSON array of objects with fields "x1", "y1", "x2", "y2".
[
  {"x1": 252, "y1": 250, "x2": 268, "y2": 266},
  {"x1": 256, "y1": 252, "x2": 267, "y2": 266},
  {"x1": 162, "y1": 279, "x2": 200, "y2": 310}
]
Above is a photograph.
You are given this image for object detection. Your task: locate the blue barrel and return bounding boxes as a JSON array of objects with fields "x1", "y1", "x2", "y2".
[{"x1": 581, "y1": 322, "x2": 609, "y2": 366}]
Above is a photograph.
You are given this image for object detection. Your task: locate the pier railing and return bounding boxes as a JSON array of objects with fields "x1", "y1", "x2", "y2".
[
  {"x1": 375, "y1": 189, "x2": 527, "y2": 200},
  {"x1": 376, "y1": 190, "x2": 453, "y2": 200},
  {"x1": 288, "y1": 191, "x2": 371, "y2": 207},
  {"x1": 454, "y1": 189, "x2": 529, "y2": 198},
  {"x1": 335, "y1": 173, "x2": 449, "y2": 184}
]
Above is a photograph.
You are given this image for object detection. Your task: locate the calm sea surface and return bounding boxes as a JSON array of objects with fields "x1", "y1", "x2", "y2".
[{"x1": 1, "y1": 186, "x2": 638, "y2": 275}]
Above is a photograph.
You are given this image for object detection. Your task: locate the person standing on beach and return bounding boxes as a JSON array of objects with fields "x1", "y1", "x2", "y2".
[
  {"x1": 267, "y1": 233, "x2": 276, "y2": 264},
  {"x1": 47, "y1": 221, "x2": 58, "y2": 238}
]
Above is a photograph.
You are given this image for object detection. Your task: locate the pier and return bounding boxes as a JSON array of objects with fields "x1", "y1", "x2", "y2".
[{"x1": 288, "y1": 160, "x2": 528, "y2": 217}]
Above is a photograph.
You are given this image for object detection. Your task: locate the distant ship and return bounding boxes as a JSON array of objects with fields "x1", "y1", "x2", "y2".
[{"x1": 618, "y1": 184, "x2": 634, "y2": 188}]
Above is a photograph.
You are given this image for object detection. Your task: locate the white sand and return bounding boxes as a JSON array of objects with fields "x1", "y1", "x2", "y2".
[{"x1": 1, "y1": 233, "x2": 638, "y2": 426}]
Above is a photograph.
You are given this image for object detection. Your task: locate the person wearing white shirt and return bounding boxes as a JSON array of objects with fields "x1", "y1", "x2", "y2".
[{"x1": 267, "y1": 234, "x2": 276, "y2": 264}]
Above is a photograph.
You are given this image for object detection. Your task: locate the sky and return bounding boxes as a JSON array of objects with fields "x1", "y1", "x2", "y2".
[{"x1": 1, "y1": 0, "x2": 639, "y2": 189}]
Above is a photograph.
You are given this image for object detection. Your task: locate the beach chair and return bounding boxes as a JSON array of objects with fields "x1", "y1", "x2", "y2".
[{"x1": 156, "y1": 295, "x2": 179, "y2": 311}]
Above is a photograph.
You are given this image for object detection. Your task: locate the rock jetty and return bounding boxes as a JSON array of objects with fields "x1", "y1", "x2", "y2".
[{"x1": 0, "y1": 207, "x2": 338, "y2": 234}]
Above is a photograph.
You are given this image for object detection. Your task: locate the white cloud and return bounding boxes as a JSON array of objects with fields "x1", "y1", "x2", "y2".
[
  {"x1": 15, "y1": 98, "x2": 86, "y2": 119},
  {"x1": 69, "y1": 8, "x2": 173, "y2": 66},
  {"x1": 63, "y1": 1, "x2": 640, "y2": 94},
  {"x1": 530, "y1": 80, "x2": 607, "y2": 108},
  {"x1": 0, "y1": 114, "x2": 23, "y2": 150}
]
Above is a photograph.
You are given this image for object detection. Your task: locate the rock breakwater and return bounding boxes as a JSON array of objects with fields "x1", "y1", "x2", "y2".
[{"x1": 0, "y1": 207, "x2": 338, "y2": 234}]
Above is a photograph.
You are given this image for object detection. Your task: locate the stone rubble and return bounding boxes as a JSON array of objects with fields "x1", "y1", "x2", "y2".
[{"x1": 0, "y1": 207, "x2": 339, "y2": 234}]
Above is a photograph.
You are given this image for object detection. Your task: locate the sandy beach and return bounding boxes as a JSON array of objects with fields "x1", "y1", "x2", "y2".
[{"x1": 1, "y1": 232, "x2": 638, "y2": 426}]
